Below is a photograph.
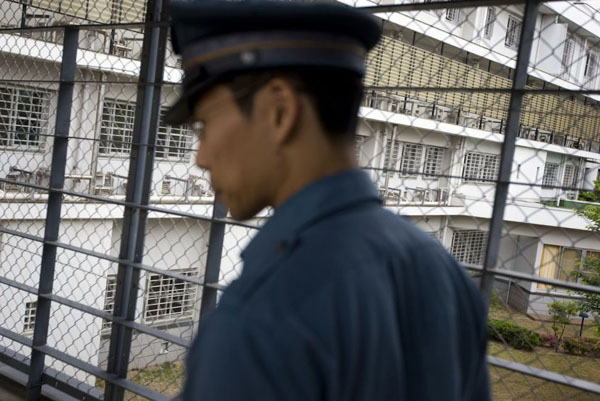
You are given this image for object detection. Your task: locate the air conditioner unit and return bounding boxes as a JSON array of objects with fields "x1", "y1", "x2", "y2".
[
  {"x1": 537, "y1": 132, "x2": 551, "y2": 143},
  {"x1": 2, "y1": 172, "x2": 21, "y2": 192},
  {"x1": 566, "y1": 191, "x2": 577, "y2": 200},
  {"x1": 94, "y1": 173, "x2": 114, "y2": 196},
  {"x1": 161, "y1": 180, "x2": 171, "y2": 195}
]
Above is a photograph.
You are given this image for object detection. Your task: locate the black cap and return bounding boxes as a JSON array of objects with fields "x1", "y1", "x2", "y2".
[{"x1": 165, "y1": 0, "x2": 381, "y2": 124}]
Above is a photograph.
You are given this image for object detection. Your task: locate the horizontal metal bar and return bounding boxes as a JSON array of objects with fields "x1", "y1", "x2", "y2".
[
  {"x1": 0, "y1": 177, "x2": 259, "y2": 229},
  {"x1": 465, "y1": 265, "x2": 600, "y2": 295},
  {"x1": 365, "y1": 86, "x2": 600, "y2": 95},
  {"x1": 41, "y1": 293, "x2": 192, "y2": 348},
  {"x1": 0, "y1": 276, "x2": 38, "y2": 295},
  {"x1": 35, "y1": 344, "x2": 171, "y2": 401},
  {"x1": 0, "y1": 21, "x2": 167, "y2": 34},
  {"x1": 360, "y1": 0, "x2": 567, "y2": 13},
  {"x1": 488, "y1": 355, "x2": 600, "y2": 395},
  {"x1": 0, "y1": 327, "x2": 33, "y2": 348},
  {"x1": 0, "y1": 226, "x2": 207, "y2": 289}
]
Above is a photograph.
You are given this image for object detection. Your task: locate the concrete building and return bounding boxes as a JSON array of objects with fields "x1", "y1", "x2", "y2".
[{"x1": 1, "y1": 0, "x2": 600, "y2": 387}]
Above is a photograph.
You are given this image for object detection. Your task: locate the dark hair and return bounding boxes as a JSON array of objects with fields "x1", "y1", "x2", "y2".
[{"x1": 218, "y1": 67, "x2": 364, "y2": 142}]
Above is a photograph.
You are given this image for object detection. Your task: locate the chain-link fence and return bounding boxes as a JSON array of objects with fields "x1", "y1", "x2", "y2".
[{"x1": 0, "y1": 0, "x2": 599, "y2": 400}]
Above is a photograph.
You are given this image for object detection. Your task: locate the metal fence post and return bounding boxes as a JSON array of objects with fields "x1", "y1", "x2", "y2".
[
  {"x1": 480, "y1": 0, "x2": 541, "y2": 306},
  {"x1": 103, "y1": 0, "x2": 168, "y2": 399},
  {"x1": 26, "y1": 26, "x2": 79, "y2": 401},
  {"x1": 199, "y1": 201, "x2": 228, "y2": 319}
]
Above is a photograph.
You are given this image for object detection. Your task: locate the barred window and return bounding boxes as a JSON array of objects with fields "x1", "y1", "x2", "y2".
[
  {"x1": 99, "y1": 100, "x2": 135, "y2": 155},
  {"x1": 0, "y1": 85, "x2": 51, "y2": 150},
  {"x1": 561, "y1": 35, "x2": 576, "y2": 75},
  {"x1": 400, "y1": 143, "x2": 423, "y2": 175},
  {"x1": 462, "y1": 151, "x2": 499, "y2": 182},
  {"x1": 424, "y1": 146, "x2": 445, "y2": 178},
  {"x1": 23, "y1": 301, "x2": 37, "y2": 334},
  {"x1": 157, "y1": 110, "x2": 194, "y2": 160},
  {"x1": 445, "y1": 8, "x2": 460, "y2": 23},
  {"x1": 542, "y1": 162, "x2": 559, "y2": 188},
  {"x1": 384, "y1": 137, "x2": 401, "y2": 171},
  {"x1": 584, "y1": 47, "x2": 599, "y2": 80},
  {"x1": 144, "y1": 270, "x2": 197, "y2": 323},
  {"x1": 505, "y1": 15, "x2": 522, "y2": 50},
  {"x1": 563, "y1": 164, "x2": 575, "y2": 188},
  {"x1": 483, "y1": 7, "x2": 496, "y2": 40},
  {"x1": 355, "y1": 135, "x2": 365, "y2": 163},
  {"x1": 102, "y1": 275, "x2": 117, "y2": 331},
  {"x1": 451, "y1": 230, "x2": 488, "y2": 266}
]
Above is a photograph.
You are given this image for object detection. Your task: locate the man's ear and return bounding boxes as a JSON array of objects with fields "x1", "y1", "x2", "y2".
[{"x1": 256, "y1": 78, "x2": 300, "y2": 145}]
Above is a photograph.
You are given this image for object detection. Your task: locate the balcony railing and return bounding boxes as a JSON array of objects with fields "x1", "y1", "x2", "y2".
[{"x1": 380, "y1": 186, "x2": 449, "y2": 206}]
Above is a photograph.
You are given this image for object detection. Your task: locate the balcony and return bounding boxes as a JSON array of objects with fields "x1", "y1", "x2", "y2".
[{"x1": 380, "y1": 186, "x2": 449, "y2": 206}]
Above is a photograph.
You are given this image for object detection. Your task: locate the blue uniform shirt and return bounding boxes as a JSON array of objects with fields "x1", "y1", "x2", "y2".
[{"x1": 184, "y1": 168, "x2": 490, "y2": 401}]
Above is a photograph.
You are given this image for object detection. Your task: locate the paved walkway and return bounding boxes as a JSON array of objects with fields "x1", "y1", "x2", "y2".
[{"x1": 0, "y1": 376, "x2": 26, "y2": 401}]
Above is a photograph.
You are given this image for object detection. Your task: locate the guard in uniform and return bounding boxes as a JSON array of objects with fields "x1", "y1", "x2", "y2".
[{"x1": 166, "y1": 1, "x2": 490, "y2": 400}]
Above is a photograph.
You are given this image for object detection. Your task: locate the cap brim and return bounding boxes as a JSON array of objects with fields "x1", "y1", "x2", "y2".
[{"x1": 164, "y1": 76, "x2": 220, "y2": 125}]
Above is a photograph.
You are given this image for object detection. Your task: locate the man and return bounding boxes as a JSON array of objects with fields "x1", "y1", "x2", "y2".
[{"x1": 166, "y1": 1, "x2": 490, "y2": 400}]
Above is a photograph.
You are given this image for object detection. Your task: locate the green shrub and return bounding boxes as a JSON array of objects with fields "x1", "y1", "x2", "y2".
[
  {"x1": 488, "y1": 319, "x2": 541, "y2": 351},
  {"x1": 563, "y1": 337, "x2": 600, "y2": 357}
]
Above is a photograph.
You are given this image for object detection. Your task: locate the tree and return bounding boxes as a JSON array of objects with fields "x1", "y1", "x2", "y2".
[
  {"x1": 575, "y1": 205, "x2": 600, "y2": 338},
  {"x1": 548, "y1": 301, "x2": 579, "y2": 351},
  {"x1": 578, "y1": 180, "x2": 600, "y2": 203}
]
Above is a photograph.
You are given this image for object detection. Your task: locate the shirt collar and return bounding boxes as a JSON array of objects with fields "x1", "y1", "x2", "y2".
[{"x1": 240, "y1": 168, "x2": 381, "y2": 271}]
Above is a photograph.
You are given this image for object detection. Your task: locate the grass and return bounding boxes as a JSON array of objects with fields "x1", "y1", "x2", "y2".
[
  {"x1": 489, "y1": 294, "x2": 600, "y2": 400},
  {"x1": 94, "y1": 300, "x2": 599, "y2": 401}
]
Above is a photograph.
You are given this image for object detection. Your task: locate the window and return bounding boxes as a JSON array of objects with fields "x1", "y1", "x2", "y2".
[
  {"x1": 99, "y1": 100, "x2": 135, "y2": 155},
  {"x1": 505, "y1": 15, "x2": 522, "y2": 49},
  {"x1": 561, "y1": 35, "x2": 575, "y2": 76},
  {"x1": 355, "y1": 135, "x2": 365, "y2": 163},
  {"x1": 384, "y1": 137, "x2": 401, "y2": 171},
  {"x1": 157, "y1": 110, "x2": 193, "y2": 160},
  {"x1": 563, "y1": 164, "x2": 576, "y2": 188},
  {"x1": 400, "y1": 143, "x2": 423, "y2": 175},
  {"x1": 462, "y1": 152, "x2": 500, "y2": 183},
  {"x1": 483, "y1": 7, "x2": 496, "y2": 40},
  {"x1": 584, "y1": 47, "x2": 598, "y2": 81},
  {"x1": 424, "y1": 146, "x2": 445, "y2": 177},
  {"x1": 538, "y1": 245, "x2": 595, "y2": 289},
  {"x1": 445, "y1": 8, "x2": 460, "y2": 24},
  {"x1": 0, "y1": 85, "x2": 51, "y2": 150},
  {"x1": 398, "y1": 143, "x2": 445, "y2": 178},
  {"x1": 23, "y1": 301, "x2": 37, "y2": 335},
  {"x1": 451, "y1": 230, "x2": 488, "y2": 266},
  {"x1": 102, "y1": 275, "x2": 117, "y2": 331},
  {"x1": 144, "y1": 270, "x2": 198, "y2": 323},
  {"x1": 542, "y1": 162, "x2": 559, "y2": 188}
]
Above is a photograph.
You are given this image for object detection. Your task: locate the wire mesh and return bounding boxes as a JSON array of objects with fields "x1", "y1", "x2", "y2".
[{"x1": 0, "y1": 0, "x2": 600, "y2": 400}]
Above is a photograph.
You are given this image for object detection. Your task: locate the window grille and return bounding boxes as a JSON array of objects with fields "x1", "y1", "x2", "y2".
[
  {"x1": 424, "y1": 146, "x2": 445, "y2": 178},
  {"x1": 400, "y1": 143, "x2": 423, "y2": 176},
  {"x1": 542, "y1": 162, "x2": 559, "y2": 188},
  {"x1": 584, "y1": 47, "x2": 598, "y2": 80},
  {"x1": 563, "y1": 164, "x2": 575, "y2": 188},
  {"x1": 384, "y1": 137, "x2": 400, "y2": 171},
  {"x1": 102, "y1": 275, "x2": 117, "y2": 331},
  {"x1": 445, "y1": 8, "x2": 460, "y2": 23},
  {"x1": 23, "y1": 301, "x2": 37, "y2": 335},
  {"x1": 505, "y1": 15, "x2": 522, "y2": 49},
  {"x1": 157, "y1": 110, "x2": 193, "y2": 160},
  {"x1": 483, "y1": 7, "x2": 496, "y2": 40},
  {"x1": 561, "y1": 34, "x2": 575, "y2": 76},
  {"x1": 99, "y1": 100, "x2": 136, "y2": 155},
  {"x1": 462, "y1": 151, "x2": 500, "y2": 182},
  {"x1": 0, "y1": 85, "x2": 51, "y2": 150},
  {"x1": 355, "y1": 135, "x2": 365, "y2": 163},
  {"x1": 144, "y1": 269, "x2": 198, "y2": 323},
  {"x1": 450, "y1": 230, "x2": 488, "y2": 266}
]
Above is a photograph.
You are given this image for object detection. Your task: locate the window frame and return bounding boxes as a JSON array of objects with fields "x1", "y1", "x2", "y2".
[
  {"x1": 23, "y1": 301, "x2": 37, "y2": 335},
  {"x1": 0, "y1": 85, "x2": 51, "y2": 151},
  {"x1": 101, "y1": 275, "x2": 117, "y2": 333},
  {"x1": 505, "y1": 14, "x2": 522, "y2": 50},
  {"x1": 143, "y1": 269, "x2": 198, "y2": 324},
  {"x1": 461, "y1": 151, "x2": 500, "y2": 183},
  {"x1": 450, "y1": 230, "x2": 488, "y2": 267},
  {"x1": 541, "y1": 162, "x2": 560, "y2": 189}
]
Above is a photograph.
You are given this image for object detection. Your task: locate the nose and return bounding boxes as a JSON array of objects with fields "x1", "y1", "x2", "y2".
[{"x1": 195, "y1": 141, "x2": 209, "y2": 170}]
